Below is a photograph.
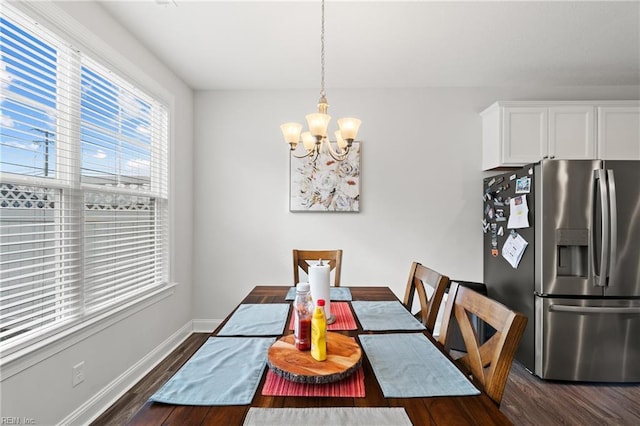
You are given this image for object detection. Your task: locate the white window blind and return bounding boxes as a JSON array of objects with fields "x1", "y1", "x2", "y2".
[{"x1": 0, "y1": 5, "x2": 169, "y2": 351}]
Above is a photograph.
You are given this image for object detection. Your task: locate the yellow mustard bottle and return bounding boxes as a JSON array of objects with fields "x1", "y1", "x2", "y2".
[{"x1": 311, "y1": 298, "x2": 327, "y2": 361}]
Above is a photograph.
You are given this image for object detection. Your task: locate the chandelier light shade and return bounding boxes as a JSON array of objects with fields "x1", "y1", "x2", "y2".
[
  {"x1": 281, "y1": 122, "x2": 303, "y2": 148},
  {"x1": 280, "y1": 0, "x2": 361, "y2": 161},
  {"x1": 301, "y1": 132, "x2": 316, "y2": 150},
  {"x1": 337, "y1": 117, "x2": 361, "y2": 141},
  {"x1": 305, "y1": 112, "x2": 331, "y2": 138}
]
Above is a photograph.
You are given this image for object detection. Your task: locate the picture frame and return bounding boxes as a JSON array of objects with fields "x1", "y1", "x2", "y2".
[{"x1": 289, "y1": 141, "x2": 361, "y2": 212}]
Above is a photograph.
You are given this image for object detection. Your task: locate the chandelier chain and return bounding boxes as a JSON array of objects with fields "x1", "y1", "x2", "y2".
[
  {"x1": 320, "y1": 0, "x2": 325, "y2": 98},
  {"x1": 280, "y1": 0, "x2": 360, "y2": 160}
]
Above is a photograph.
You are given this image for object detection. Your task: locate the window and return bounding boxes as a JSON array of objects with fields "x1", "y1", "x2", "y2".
[{"x1": 0, "y1": 5, "x2": 169, "y2": 353}]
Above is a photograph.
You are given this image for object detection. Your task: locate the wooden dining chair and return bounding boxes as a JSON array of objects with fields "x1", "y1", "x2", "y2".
[
  {"x1": 402, "y1": 262, "x2": 450, "y2": 334},
  {"x1": 292, "y1": 249, "x2": 343, "y2": 287},
  {"x1": 438, "y1": 282, "x2": 527, "y2": 406}
]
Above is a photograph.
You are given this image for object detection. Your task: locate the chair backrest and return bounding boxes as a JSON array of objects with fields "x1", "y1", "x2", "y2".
[
  {"x1": 402, "y1": 262, "x2": 449, "y2": 334},
  {"x1": 292, "y1": 249, "x2": 343, "y2": 287},
  {"x1": 438, "y1": 282, "x2": 527, "y2": 406}
]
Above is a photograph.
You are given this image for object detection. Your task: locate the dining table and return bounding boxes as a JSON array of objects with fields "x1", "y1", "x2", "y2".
[{"x1": 126, "y1": 286, "x2": 513, "y2": 425}]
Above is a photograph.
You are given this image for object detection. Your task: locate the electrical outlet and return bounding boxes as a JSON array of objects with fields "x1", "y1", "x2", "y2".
[{"x1": 72, "y1": 361, "x2": 85, "y2": 387}]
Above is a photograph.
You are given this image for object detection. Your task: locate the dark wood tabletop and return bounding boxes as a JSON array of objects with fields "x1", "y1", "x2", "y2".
[{"x1": 126, "y1": 285, "x2": 513, "y2": 425}]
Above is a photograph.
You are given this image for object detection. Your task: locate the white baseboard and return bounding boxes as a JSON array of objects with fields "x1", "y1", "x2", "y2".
[
  {"x1": 59, "y1": 321, "x2": 193, "y2": 426},
  {"x1": 192, "y1": 318, "x2": 222, "y2": 333}
]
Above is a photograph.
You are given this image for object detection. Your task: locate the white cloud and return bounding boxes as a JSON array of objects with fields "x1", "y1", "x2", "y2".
[
  {"x1": 127, "y1": 158, "x2": 150, "y2": 171},
  {"x1": 3, "y1": 140, "x2": 39, "y2": 151},
  {"x1": 0, "y1": 59, "x2": 13, "y2": 89},
  {"x1": 119, "y1": 90, "x2": 147, "y2": 121},
  {"x1": 93, "y1": 149, "x2": 107, "y2": 159},
  {"x1": 137, "y1": 125, "x2": 151, "y2": 136},
  {"x1": 0, "y1": 112, "x2": 14, "y2": 127}
]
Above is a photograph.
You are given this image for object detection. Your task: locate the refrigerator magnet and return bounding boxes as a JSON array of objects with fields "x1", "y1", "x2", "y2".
[
  {"x1": 485, "y1": 204, "x2": 494, "y2": 219},
  {"x1": 515, "y1": 176, "x2": 531, "y2": 194}
]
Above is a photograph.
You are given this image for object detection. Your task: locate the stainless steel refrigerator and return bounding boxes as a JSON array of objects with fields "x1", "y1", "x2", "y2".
[{"x1": 483, "y1": 159, "x2": 640, "y2": 382}]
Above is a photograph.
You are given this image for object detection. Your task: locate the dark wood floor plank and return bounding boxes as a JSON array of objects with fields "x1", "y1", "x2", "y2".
[
  {"x1": 200, "y1": 406, "x2": 248, "y2": 426},
  {"x1": 389, "y1": 398, "x2": 436, "y2": 426},
  {"x1": 161, "y1": 405, "x2": 210, "y2": 426},
  {"x1": 457, "y1": 396, "x2": 511, "y2": 426},
  {"x1": 423, "y1": 397, "x2": 479, "y2": 426},
  {"x1": 500, "y1": 361, "x2": 640, "y2": 425},
  {"x1": 124, "y1": 402, "x2": 173, "y2": 426}
]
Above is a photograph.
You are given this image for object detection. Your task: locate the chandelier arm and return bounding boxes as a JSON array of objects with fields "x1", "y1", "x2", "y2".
[
  {"x1": 325, "y1": 139, "x2": 349, "y2": 157},
  {"x1": 325, "y1": 141, "x2": 350, "y2": 161},
  {"x1": 291, "y1": 149, "x2": 316, "y2": 159},
  {"x1": 327, "y1": 149, "x2": 349, "y2": 162}
]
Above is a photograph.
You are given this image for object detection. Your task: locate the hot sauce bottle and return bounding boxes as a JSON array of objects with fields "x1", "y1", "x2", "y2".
[{"x1": 294, "y1": 282, "x2": 313, "y2": 351}]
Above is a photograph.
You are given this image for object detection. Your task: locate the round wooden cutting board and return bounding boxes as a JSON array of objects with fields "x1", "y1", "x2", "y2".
[{"x1": 267, "y1": 332, "x2": 362, "y2": 384}]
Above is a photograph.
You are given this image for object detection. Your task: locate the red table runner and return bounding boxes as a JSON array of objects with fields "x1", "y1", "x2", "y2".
[
  {"x1": 288, "y1": 302, "x2": 357, "y2": 331},
  {"x1": 261, "y1": 367, "x2": 365, "y2": 397}
]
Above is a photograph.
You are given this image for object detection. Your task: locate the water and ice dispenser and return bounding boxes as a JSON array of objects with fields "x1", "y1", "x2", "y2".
[{"x1": 556, "y1": 229, "x2": 589, "y2": 277}]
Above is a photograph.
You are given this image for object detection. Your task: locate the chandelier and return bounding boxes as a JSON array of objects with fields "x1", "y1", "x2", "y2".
[{"x1": 280, "y1": 0, "x2": 361, "y2": 161}]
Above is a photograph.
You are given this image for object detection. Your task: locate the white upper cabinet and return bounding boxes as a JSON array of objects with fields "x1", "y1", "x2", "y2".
[
  {"x1": 597, "y1": 106, "x2": 640, "y2": 160},
  {"x1": 502, "y1": 106, "x2": 548, "y2": 166},
  {"x1": 549, "y1": 105, "x2": 595, "y2": 160},
  {"x1": 481, "y1": 101, "x2": 639, "y2": 170}
]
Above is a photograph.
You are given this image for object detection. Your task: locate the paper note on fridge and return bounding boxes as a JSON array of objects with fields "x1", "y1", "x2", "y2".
[
  {"x1": 507, "y1": 195, "x2": 530, "y2": 229},
  {"x1": 502, "y1": 232, "x2": 528, "y2": 269}
]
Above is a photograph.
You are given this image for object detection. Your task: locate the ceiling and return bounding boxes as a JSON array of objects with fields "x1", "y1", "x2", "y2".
[{"x1": 96, "y1": 1, "x2": 640, "y2": 91}]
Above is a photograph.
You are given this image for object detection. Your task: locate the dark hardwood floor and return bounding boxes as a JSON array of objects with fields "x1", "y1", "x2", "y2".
[
  {"x1": 92, "y1": 333, "x2": 640, "y2": 425},
  {"x1": 501, "y1": 361, "x2": 640, "y2": 425}
]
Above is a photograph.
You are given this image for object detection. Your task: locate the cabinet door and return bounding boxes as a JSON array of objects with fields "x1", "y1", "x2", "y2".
[
  {"x1": 502, "y1": 107, "x2": 548, "y2": 165},
  {"x1": 597, "y1": 106, "x2": 640, "y2": 160},
  {"x1": 549, "y1": 106, "x2": 596, "y2": 159}
]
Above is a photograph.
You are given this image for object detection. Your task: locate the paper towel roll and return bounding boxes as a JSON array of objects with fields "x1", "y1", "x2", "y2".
[{"x1": 309, "y1": 261, "x2": 331, "y2": 320}]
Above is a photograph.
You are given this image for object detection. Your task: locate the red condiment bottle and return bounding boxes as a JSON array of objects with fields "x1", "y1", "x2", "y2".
[{"x1": 294, "y1": 283, "x2": 314, "y2": 351}]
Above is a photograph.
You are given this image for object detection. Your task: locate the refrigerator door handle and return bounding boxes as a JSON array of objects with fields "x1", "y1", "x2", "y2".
[
  {"x1": 549, "y1": 304, "x2": 640, "y2": 315},
  {"x1": 607, "y1": 169, "x2": 617, "y2": 286},
  {"x1": 593, "y1": 169, "x2": 610, "y2": 287}
]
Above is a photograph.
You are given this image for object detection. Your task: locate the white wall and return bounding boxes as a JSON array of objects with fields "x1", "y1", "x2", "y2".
[
  {"x1": 0, "y1": 2, "x2": 194, "y2": 425},
  {"x1": 193, "y1": 86, "x2": 639, "y2": 321}
]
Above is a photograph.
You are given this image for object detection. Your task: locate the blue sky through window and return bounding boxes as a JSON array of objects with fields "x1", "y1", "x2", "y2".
[
  {"x1": 1, "y1": 14, "x2": 152, "y2": 188},
  {"x1": 1, "y1": 16, "x2": 57, "y2": 177}
]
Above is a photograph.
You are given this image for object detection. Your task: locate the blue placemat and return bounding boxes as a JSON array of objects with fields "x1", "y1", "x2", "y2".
[
  {"x1": 217, "y1": 304, "x2": 289, "y2": 336},
  {"x1": 285, "y1": 286, "x2": 352, "y2": 301},
  {"x1": 351, "y1": 301, "x2": 425, "y2": 331},
  {"x1": 359, "y1": 333, "x2": 480, "y2": 398},
  {"x1": 149, "y1": 336, "x2": 275, "y2": 405}
]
